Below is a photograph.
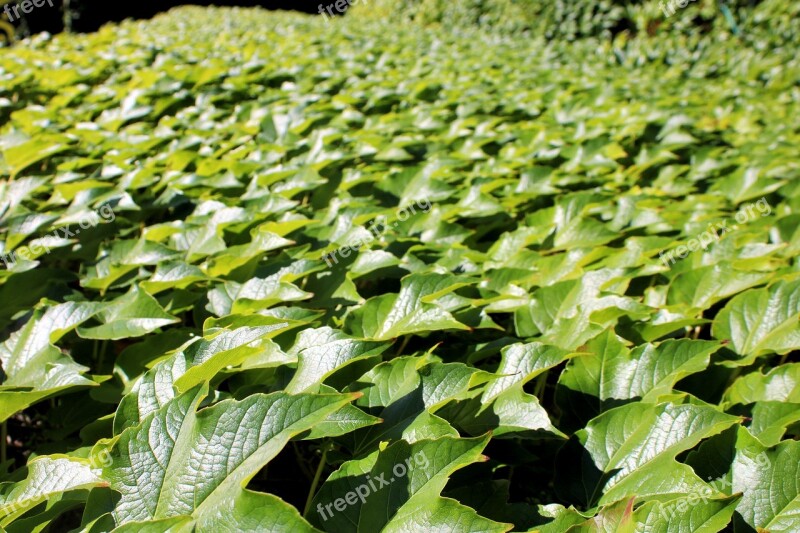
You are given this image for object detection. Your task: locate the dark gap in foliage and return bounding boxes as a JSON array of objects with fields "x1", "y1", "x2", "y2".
[
  {"x1": 248, "y1": 442, "x2": 314, "y2": 510},
  {"x1": 8, "y1": 0, "x2": 329, "y2": 36}
]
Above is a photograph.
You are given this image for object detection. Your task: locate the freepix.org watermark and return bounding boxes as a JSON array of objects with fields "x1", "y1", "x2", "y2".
[
  {"x1": 0, "y1": 204, "x2": 116, "y2": 269},
  {"x1": 3, "y1": 0, "x2": 56, "y2": 23},
  {"x1": 660, "y1": 0, "x2": 698, "y2": 18},
  {"x1": 323, "y1": 199, "x2": 431, "y2": 267},
  {"x1": 316, "y1": 450, "x2": 429, "y2": 521},
  {"x1": 659, "y1": 197, "x2": 771, "y2": 267},
  {"x1": 318, "y1": 0, "x2": 368, "y2": 21}
]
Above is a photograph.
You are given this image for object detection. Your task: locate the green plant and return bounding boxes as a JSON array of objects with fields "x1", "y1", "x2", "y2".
[{"x1": 0, "y1": 5, "x2": 798, "y2": 532}]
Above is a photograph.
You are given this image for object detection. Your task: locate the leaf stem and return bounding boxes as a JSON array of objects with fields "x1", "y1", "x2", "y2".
[{"x1": 304, "y1": 442, "x2": 329, "y2": 517}]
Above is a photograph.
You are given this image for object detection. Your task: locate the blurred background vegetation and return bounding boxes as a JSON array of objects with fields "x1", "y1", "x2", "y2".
[
  {"x1": 1, "y1": 0, "x2": 797, "y2": 47},
  {"x1": 350, "y1": 0, "x2": 799, "y2": 41}
]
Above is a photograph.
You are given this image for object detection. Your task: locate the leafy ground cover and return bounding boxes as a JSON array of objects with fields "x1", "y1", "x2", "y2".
[{"x1": 0, "y1": 3, "x2": 799, "y2": 531}]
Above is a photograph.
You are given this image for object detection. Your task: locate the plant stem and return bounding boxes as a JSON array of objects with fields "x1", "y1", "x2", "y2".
[
  {"x1": 533, "y1": 372, "x2": 548, "y2": 399},
  {"x1": 304, "y1": 442, "x2": 329, "y2": 517},
  {"x1": 725, "y1": 366, "x2": 743, "y2": 389},
  {"x1": 96, "y1": 340, "x2": 109, "y2": 373},
  {"x1": 292, "y1": 442, "x2": 313, "y2": 480},
  {"x1": 63, "y1": 0, "x2": 72, "y2": 33},
  {"x1": 396, "y1": 335, "x2": 410, "y2": 357}
]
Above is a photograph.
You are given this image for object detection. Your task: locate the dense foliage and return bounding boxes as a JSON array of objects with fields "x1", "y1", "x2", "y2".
[
  {"x1": 352, "y1": 0, "x2": 799, "y2": 41},
  {"x1": 0, "y1": 3, "x2": 799, "y2": 532}
]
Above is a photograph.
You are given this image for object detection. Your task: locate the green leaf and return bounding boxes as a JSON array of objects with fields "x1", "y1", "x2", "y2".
[
  {"x1": 481, "y1": 342, "x2": 574, "y2": 404},
  {"x1": 0, "y1": 457, "x2": 102, "y2": 526},
  {"x1": 0, "y1": 302, "x2": 99, "y2": 421},
  {"x1": 712, "y1": 279, "x2": 800, "y2": 361},
  {"x1": 115, "y1": 324, "x2": 295, "y2": 433},
  {"x1": 77, "y1": 286, "x2": 179, "y2": 340},
  {"x1": 347, "y1": 273, "x2": 472, "y2": 340},
  {"x1": 285, "y1": 327, "x2": 391, "y2": 393},
  {"x1": 554, "y1": 217, "x2": 619, "y2": 250},
  {"x1": 559, "y1": 330, "x2": 722, "y2": 406},
  {"x1": 633, "y1": 496, "x2": 740, "y2": 533},
  {"x1": 551, "y1": 495, "x2": 740, "y2": 533},
  {"x1": 105, "y1": 384, "x2": 358, "y2": 529},
  {"x1": 347, "y1": 356, "x2": 429, "y2": 409},
  {"x1": 731, "y1": 428, "x2": 800, "y2": 533},
  {"x1": 748, "y1": 401, "x2": 800, "y2": 447},
  {"x1": 723, "y1": 363, "x2": 800, "y2": 405},
  {"x1": 2, "y1": 135, "x2": 72, "y2": 177},
  {"x1": 301, "y1": 385, "x2": 383, "y2": 440},
  {"x1": 666, "y1": 262, "x2": 770, "y2": 312},
  {"x1": 309, "y1": 436, "x2": 511, "y2": 532},
  {"x1": 344, "y1": 360, "x2": 490, "y2": 454},
  {"x1": 575, "y1": 400, "x2": 740, "y2": 506}
]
